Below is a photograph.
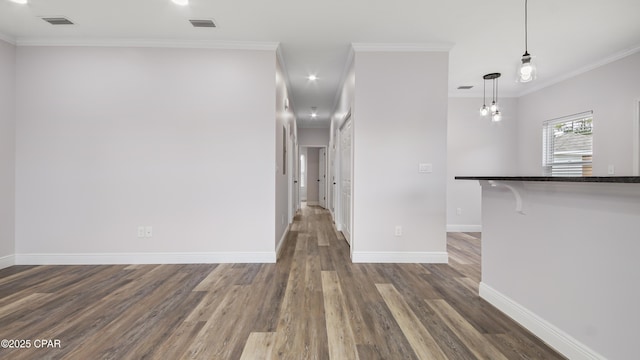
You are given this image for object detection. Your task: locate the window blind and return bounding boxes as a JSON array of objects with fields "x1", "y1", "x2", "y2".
[{"x1": 542, "y1": 111, "x2": 593, "y2": 176}]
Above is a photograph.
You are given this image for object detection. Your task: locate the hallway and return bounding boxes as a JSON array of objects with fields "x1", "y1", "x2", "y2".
[
  {"x1": 269, "y1": 206, "x2": 564, "y2": 359},
  {"x1": 0, "y1": 206, "x2": 563, "y2": 359}
]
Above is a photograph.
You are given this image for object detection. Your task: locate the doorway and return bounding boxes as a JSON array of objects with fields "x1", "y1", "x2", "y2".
[
  {"x1": 300, "y1": 146, "x2": 328, "y2": 208},
  {"x1": 338, "y1": 113, "x2": 353, "y2": 245}
]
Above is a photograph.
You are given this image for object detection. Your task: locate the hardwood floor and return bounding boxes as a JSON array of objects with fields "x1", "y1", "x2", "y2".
[{"x1": 0, "y1": 207, "x2": 564, "y2": 359}]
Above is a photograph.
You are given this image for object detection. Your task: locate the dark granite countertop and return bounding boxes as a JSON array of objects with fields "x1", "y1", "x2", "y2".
[{"x1": 455, "y1": 176, "x2": 640, "y2": 183}]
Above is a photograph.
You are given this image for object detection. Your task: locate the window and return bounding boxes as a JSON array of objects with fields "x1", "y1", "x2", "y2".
[{"x1": 543, "y1": 111, "x2": 593, "y2": 176}]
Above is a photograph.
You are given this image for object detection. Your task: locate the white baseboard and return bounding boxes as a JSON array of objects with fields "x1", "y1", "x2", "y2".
[
  {"x1": 15, "y1": 251, "x2": 276, "y2": 265},
  {"x1": 479, "y1": 282, "x2": 606, "y2": 360},
  {"x1": 352, "y1": 251, "x2": 448, "y2": 263},
  {"x1": 446, "y1": 224, "x2": 482, "y2": 232},
  {"x1": 276, "y1": 224, "x2": 290, "y2": 259},
  {"x1": 0, "y1": 254, "x2": 16, "y2": 269}
]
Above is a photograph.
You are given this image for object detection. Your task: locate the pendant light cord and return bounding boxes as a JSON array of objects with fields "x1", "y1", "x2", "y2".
[
  {"x1": 492, "y1": 78, "x2": 496, "y2": 104},
  {"x1": 524, "y1": 0, "x2": 528, "y2": 54},
  {"x1": 483, "y1": 79, "x2": 486, "y2": 104}
]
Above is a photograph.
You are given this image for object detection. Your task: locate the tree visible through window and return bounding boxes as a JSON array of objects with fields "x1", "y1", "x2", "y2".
[{"x1": 543, "y1": 111, "x2": 593, "y2": 176}]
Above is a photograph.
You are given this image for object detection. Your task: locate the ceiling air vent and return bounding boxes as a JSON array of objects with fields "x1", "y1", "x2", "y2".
[
  {"x1": 457, "y1": 85, "x2": 474, "y2": 90},
  {"x1": 42, "y1": 17, "x2": 74, "y2": 25},
  {"x1": 189, "y1": 19, "x2": 216, "y2": 28}
]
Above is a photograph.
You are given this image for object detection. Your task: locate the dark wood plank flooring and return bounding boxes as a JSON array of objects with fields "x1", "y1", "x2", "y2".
[{"x1": 0, "y1": 206, "x2": 564, "y2": 359}]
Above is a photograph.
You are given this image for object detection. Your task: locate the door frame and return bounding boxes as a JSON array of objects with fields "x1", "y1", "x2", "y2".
[
  {"x1": 336, "y1": 110, "x2": 353, "y2": 254},
  {"x1": 319, "y1": 148, "x2": 327, "y2": 208},
  {"x1": 288, "y1": 123, "x2": 298, "y2": 222},
  {"x1": 634, "y1": 99, "x2": 640, "y2": 176},
  {"x1": 299, "y1": 145, "x2": 328, "y2": 208}
]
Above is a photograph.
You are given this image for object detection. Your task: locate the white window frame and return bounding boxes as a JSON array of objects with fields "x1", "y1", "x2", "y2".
[{"x1": 542, "y1": 111, "x2": 593, "y2": 176}]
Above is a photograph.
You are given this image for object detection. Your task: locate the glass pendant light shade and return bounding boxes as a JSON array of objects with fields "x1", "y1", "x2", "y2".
[
  {"x1": 518, "y1": 52, "x2": 536, "y2": 83},
  {"x1": 492, "y1": 110, "x2": 502, "y2": 122},
  {"x1": 490, "y1": 101, "x2": 497, "y2": 113},
  {"x1": 517, "y1": 0, "x2": 536, "y2": 83},
  {"x1": 480, "y1": 105, "x2": 489, "y2": 117}
]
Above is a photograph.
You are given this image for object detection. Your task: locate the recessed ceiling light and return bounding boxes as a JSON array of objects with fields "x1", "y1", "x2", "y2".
[
  {"x1": 307, "y1": 74, "x2": 318, "y2": 81},
  {"x1": 172, "y1": 0, "x2": 189, "y2": 6},
  {"x1": 10, "y1": 0, "x2": 28, "y2": 4}
]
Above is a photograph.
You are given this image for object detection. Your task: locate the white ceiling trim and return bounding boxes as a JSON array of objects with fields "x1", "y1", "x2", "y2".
[
  {"x1": 15, "y1": 38, "x2": 279, "y2": 50},
  {"x1": 330, "y1": 46, "x2": 355, "y2": 118},
  {"x1": 516, "y1": 45, "x2": 640, "y2": 98},
  {"x1": 352, "y1": 42, "x2": 453, "y2": 52},
  {"x1": 449, "y1": 45, "x2": 640, "y2": 99},
  {"x1": 276, "y1": 46, "x2": 296, "y2": 116},
  {"x1": 0, "y1": 32, "x2": 16, "y2": 45}
]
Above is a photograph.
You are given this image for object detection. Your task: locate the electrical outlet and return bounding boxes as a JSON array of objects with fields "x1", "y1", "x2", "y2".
[
  {"x1": 137, "y1": 226, "x2": 145, "y2": 238},
  {"x1": 456, "y1": 208, "x2": 462, "y2": 215},
  {"x1": 395, "y1": 226, "x2": 402, "y2": 236},
  {"x1": 145, "y1": 226, "x2": 153, "y2": 238},
  {"x1": 608, "y1": 164, "x2": 615, "y2": 175}
]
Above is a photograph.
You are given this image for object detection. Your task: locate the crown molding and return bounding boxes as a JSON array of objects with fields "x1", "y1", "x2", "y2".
[
  {"x1": 517, "y1": 45, "x2": 640, "y2": 97},
  {"x1": 14, "y1": 38, "x2": 279, "y2": 50},
  {"x1": 276, "y1": 45, "x2": 296, "y2": 115},
  {"x1": 0, "y1": 32, "x2": 16, "y2": 45},
  {"x1": 330, "y1": 46, "x2": 355, "y2": 116},
  {"x1": 352, "y1": 42, "x2": 453, "y2": 52},
  {"x1": 447, "y1": 93, "x2": 519, "y2": 99}
]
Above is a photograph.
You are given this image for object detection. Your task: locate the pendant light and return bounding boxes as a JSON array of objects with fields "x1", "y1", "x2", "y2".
[
  {"x1": 517, "y1": 0, "x2": 536, "y2": 83},
  {"x1": 481, "y1": 73, "x2": 502, "y2": 121}
]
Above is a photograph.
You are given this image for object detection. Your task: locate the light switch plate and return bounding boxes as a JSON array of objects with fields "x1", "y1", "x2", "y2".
[{"x1": 419, "y1": 163, "x2": 432, "y2": 173}]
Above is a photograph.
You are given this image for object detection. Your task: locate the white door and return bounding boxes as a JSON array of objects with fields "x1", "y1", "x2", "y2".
[
  {"x1": 340, "y1": 116, "x2": 352, "y2": 244},
  {"x1": 290, "y1": 136, "x2": 299, "y2": 218},
  {"x1": 329, "y1": 142, "x2": 336, "y2": 215},
  {"x1": 299, "y1": 149, "x2": 307, "y2": 202},
  {"x1": 319, "y1": 148, "x2": 326, "y2": 208}
]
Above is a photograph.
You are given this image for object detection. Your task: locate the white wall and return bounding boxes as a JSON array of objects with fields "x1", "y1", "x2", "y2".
[
  {"x1": 518, "y1": 51, "x2": 640, "y2": 176},
  {"x1": 0, "y1": 39, "x2": 15, "y2": 267},
  {"x1": 298, "y1": 128, "x2": 329, "y2": 147},
  {"x1": 352, "y1": 49, "x2": 449, "y2": 262},
  {"x1": 275, "y1": 53, "x2": 295, "y2": 249},
  {"x1": 15, "y1": 46, "x2": 277, "y2": 263},
  {"x1": 447, "y1": 97, "x2": 519, "y2": 231}
]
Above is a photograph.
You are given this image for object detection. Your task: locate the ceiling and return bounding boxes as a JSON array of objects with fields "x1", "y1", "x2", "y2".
[{"x1": 1, "y1": 0, "x2": 639, "y2": 128}]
